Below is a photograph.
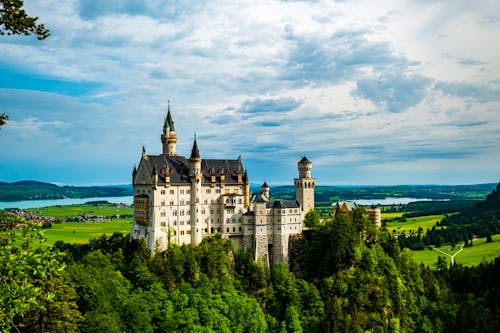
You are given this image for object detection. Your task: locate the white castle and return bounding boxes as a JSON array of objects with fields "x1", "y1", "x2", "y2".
[{"x1": 131, "y1": 106, "x2": 315, "y2": 266}]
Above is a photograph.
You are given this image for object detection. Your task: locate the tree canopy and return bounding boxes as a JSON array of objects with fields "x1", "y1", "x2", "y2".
[{"x1": 0, "y1": 0, "x2": 49, "y2": 39}]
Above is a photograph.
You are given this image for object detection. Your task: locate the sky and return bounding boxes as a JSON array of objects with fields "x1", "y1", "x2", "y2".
[{"x1": 0, "y1": 0, "x2": 499, "y2": 186}]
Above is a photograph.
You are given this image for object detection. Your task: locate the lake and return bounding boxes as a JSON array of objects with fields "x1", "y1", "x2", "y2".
[
  {"x1": 0, "y1": 196, "x2": 134, "y2": 210},
  {"x1": 0, "y1": 195, "x2": 439, "y2": 210}
]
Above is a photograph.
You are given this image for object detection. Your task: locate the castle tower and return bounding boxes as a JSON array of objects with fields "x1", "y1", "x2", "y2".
[
  {"x1": 161, "y1": 103, "x2": 177, "y2": 156},
  {"x1": 243, "y1": 171, "x2": 250, "y2": 209},
  {"x1": 294, "y1": 156, "x2": 316, "y2": 213},
  {"x1": 189, "y1": 137, "x2": 203, "y2": 244},
  {"x1": 261, "y1": 182, "x2": 270, "y2": 200}
]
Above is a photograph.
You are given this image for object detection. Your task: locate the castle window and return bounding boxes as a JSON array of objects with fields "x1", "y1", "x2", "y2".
[
  {"x1": 160, "y1": 222, "x2": 166, "y2": 226},
  {"x1": 238, "y1": 198, "x2": 242, "y2": 204},
  {"x1": 180, "y1": 221, "x2": 184, "y2": 225},
  {"x1": 161, "y1": 201, "x2": 165, "y2": 206},
  {"x1": 201, "y1": 208, "x2": 205, "y2": 214},
  {"x1": 187, "y1": 220, "x2": 191, "y2": 225},
  {"x1": 180, "y1": 189, "x2": 184, "y2": 194},
  {"x1": 180, "y1": 210, "x2": 184, "y2": 216},
  {"x1": 161, "y1": 190, "x2": 165, "y2": 195},
  {"x1": 233, "y1": 227, "x2": 236, "y2": 232},
  {"x1": 186, "y1": 189, "x2": 190, "y2": 194},
  {"x1": 173, "y1": 221, "x2": 177, "y2": 226},
  {"x1": 186, "y1": 200, "x2": 190, "y2": 205},
  {"x1": 206, "y1": 189, "x2": 211, "y2": 194},
  {"x1": 226, "y1": 218, "x2": 230, "y2": 223},
  {"x1": 239, "y1": 227, "x2": 241, "y2": 232},
  {"x1": 204, "y1": 199, "x2": 208, "y2": 204},
  {"x1": 170, "y1": 189, "x2": 174, "y2": 194},
  {"x1": 180, "y1": 200, "x2": 184, "y2": 205},
  {"x1": 226, "y1": 228, "x2": 229, "y2": 232},
  {"x1": 161, "y1": 211, "x2": 166, "y2": 217},
  {"x1": 218, "y1": 227, "x2": 220, "y2": 232},
  {"x1": 204, "y1": 228, "x2": 208, "y2": 233},
  {"x1": 216, "y1": 188, "x2": 221, "y2": 194},
  {"x1": 211, "y1": 227, "x2": 214, "y2": 233},
  {"x1": 174, "y1": 230, "x2": 177, "y2": 235},
  {"x1": 170, "y1": 200, "x2": 174, "y2": 206},
  {"x1": 187, "y1": 230, "x2": 191, "y2": 234},
  {"x1": 173, "y1": 210, "x2": 177, "y2": 216}
]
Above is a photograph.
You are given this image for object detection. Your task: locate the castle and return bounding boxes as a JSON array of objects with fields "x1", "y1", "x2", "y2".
[{"x1": 131, "y1": 106, "x2": 315, "y2": 266}]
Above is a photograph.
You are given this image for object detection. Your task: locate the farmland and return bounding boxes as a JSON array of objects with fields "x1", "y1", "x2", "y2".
[
  {"x1": 384, "y1": 213, "x2": 446, "y2": 234},
  {"x1": 42, "y1": 219, "x2": 132, "y2": 245},
  {"x1": 411, "y1": 234, "x2": 500, "y2": 268}
]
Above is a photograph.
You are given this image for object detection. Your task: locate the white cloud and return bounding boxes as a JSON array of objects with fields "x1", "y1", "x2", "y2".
[{"x1": 1, "y1": 0, "x2": 499, "y2": 184}]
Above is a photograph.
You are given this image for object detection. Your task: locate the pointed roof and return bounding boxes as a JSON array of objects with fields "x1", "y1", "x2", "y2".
[
  {"x1": 190, "y1": 137, "x2": 200, "y2": 159},
  {"x1": 166, "y1": 102, "x2": 175, "y2": 131},
  {"x1": 299, "y1": 156, "x2": 310, "y2": 164},
  {"x1": 262, "y1": 182, "x2": 269, "y2": 188}
]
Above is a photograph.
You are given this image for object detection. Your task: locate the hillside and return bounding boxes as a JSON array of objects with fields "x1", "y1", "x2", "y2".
[
  {"x1": 265, "y1": 183, "x2": 497, "y2": 205},
  {"x1": 0, "y1": 181, "x2": 133, "y2": 201}
]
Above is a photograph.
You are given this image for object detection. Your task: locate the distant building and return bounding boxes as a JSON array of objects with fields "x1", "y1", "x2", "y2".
[
  {"x1": 131, "y1": 106, "x2": 316, "y2": 266},
  {"x1": 332, "y1": 201, "x2": 381, "y2": 227}
]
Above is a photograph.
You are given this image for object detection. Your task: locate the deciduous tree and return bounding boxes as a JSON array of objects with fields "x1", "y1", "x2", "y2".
[{"x1": 0, "y1": 0, "x2": 49, "y2": 39}]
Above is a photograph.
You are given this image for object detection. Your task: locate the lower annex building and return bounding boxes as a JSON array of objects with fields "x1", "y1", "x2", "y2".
[{"x1": 131, "y1": 107, "x2": 316, "y2": 266}]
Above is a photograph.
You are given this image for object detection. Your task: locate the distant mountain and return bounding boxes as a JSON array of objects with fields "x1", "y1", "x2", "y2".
[
  {"x1": 259, "y1": 183, "x2": 498, "y2": 205},
  {"x1": 0, "y1": 181, "x2": 133, "y2": 202}
]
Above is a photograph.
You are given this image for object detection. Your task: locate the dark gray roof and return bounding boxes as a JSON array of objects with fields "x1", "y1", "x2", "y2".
[
  {"x1": 299, "y1": 156, "x2": 310, "y2": 164},
  {"x1": 143, "y1": 155, "x2": 245, "y2": 185},
  {"x1": 266, "y1": 200, "x2": 300, "y2": 209},
  {"x1": 190, "y1": 139, "x2": 200, "y2": 159}
]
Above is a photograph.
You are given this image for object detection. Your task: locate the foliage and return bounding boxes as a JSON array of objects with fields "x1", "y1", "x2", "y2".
[
  {"x1": 0, "y1": 0, "x2": 49, "y2": 39},
  {"x1": 0, "y1": 181, "x2": 132, "y2": 201},
  {"x1": 0, "y1": 224, "x2": 82, "y2": 332},
  {"x1": 3, "y1": 196, "x2": 500, "y2": 332},
  {"x1": 0, "y1": 210, "x2": 23, "y2": 231},
  {"x1": 303, "y1": 208, "x2": 320, "y2": 228},
  {"x1": 0, "y1": 113, "x2": 7, "y2": 127}
]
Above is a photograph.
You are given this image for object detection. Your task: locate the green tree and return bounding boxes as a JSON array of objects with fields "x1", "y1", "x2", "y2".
[
  {"x1": 303, "y1": 208, "x2": 321, "y2": 228},
  {"x1": 0, "y1": 113, "x2": 7, "y2": 127},
  {"x1": 0, "y1": 224, "x2": 82, "y2": 332},
  {"x1": 0, "y1": 0, "x2": 49, "y2": 39}
]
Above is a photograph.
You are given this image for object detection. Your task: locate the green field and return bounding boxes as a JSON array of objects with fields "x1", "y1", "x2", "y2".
[
  {"x1": 411, "y1": 234, "x2": 500, "y2": 268},
  {"x1": 43, "y1": 219, "x2": 132, "y2": 245},
  {"x1": 386, "y1": 214, "x2": 445, "y2": 234},
  {"x1": 32, "y1": 203, "x2": 133, "y2": 218}
]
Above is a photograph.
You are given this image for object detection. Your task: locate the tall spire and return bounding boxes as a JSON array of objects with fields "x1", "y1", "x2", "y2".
[
  {"x1": 190, "y1": 135, "x2": 200, "y2": 159},
  {"x1": 166, "y1": 101, "x2": 175, "y2": 131}
]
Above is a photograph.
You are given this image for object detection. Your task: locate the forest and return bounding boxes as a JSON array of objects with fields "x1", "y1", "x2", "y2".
[
  {"x1": 397, "y1": 182, "x2": 500, "y2": 250},
  {"x1": 0, "y1": 181, "x2": 132, "y2": 202},
  {"x1": 1, "y1": 198, "x2": 499, "y2": 332}
]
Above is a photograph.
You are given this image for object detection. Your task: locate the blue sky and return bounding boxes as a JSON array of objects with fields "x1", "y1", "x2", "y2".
[{"x1": 0, "y1": 0, "x2": 499, "y2": 186}]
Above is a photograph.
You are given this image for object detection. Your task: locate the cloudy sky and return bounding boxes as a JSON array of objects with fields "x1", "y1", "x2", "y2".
[{"x1": 1, "y1": 0, "x2": 499, "y2": 186}]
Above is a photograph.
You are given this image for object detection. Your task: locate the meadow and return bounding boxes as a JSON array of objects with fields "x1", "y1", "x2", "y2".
[
  {"x1": 411, "y1": 234, "x2": 500, "y2": 268},
  {"x1": 33, "y1": 203, "x2": 133, "y2": 218},
  {"x1": 385, "y1": 214, "x2": 446, "y2": 234},
  {"x1": 43, "y1": 219, "x2": 132, "y2": 245}
]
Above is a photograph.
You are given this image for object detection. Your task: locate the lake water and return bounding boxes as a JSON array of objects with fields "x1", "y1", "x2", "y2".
[
  {"x1": 0, "y1": 196, "x2": 134, "y2": 210},
  {"x1": 0, "y1": 195, "x2": 437, "y2": 210},
  {"x1": 352, "y1": 197, "x2": 439, "y2": 206}
]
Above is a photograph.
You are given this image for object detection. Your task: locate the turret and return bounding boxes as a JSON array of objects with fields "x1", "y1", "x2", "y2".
[
  {"x1": 261, "y1": 182, "x2": 270, "y2": 200},
  {"x1": 294, "y1": 156, "x2": 316, "y2": 213},
  {"x1": 298, "y1": 156, "x2": 312, "y2": 178},
  {"x1": 189, "y1": 137, "x2": 202, "y2": 244},
  {"x1": 161, "y1": 102, "x2": 177, "y2": 156}
]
